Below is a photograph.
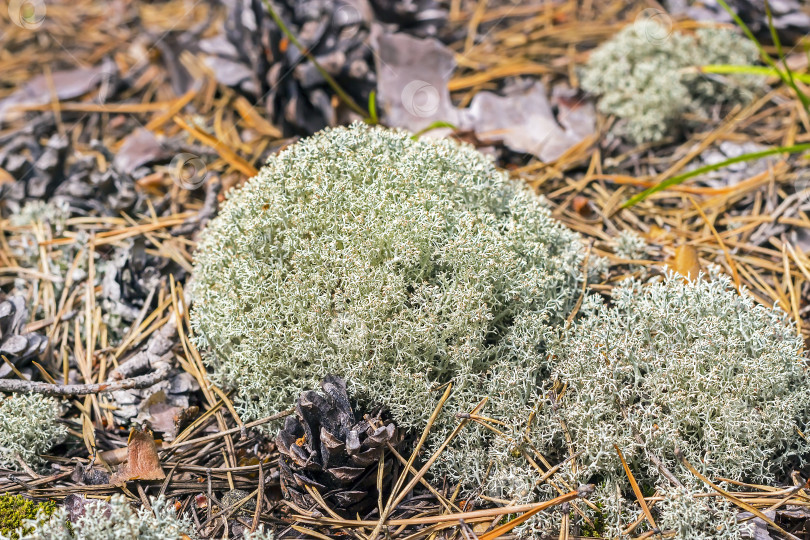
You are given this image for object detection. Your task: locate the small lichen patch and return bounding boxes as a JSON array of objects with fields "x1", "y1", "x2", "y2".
[
  {"x1": 487, "y1": 272, "x2": 810, "y2": 538},
  {"x1": 0, "y1": 393, "x2": 66, "y2": 471},
  {"x1": 581, "y1": 21, "x2": 763, "y2": 143}
]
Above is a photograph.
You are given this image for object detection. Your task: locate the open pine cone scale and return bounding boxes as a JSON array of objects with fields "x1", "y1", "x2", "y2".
[
  {"x1": 277, "y1": 375, "x2": 398, "y2": 513},
  {"x1": 0, "y1": 295, "x2": 48, "y2": 377}
]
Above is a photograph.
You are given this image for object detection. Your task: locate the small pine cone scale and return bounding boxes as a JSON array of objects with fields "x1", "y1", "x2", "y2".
[
  {"x1": 101, "y1": 237, "x2": 170, "y2": 325},
  {"x1": 0, "y1": 295, "x2": 48, "y2": 377},
  {"x1": 277, "y1": 375, "x2": 398, "y2": 513}
]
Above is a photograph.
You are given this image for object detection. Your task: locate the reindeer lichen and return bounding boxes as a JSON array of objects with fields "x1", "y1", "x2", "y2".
[
  {"x1": 487, "y1": 272, "x2": 810, "y2": 538},
  {"x1": 17, "y1": 496, "x2": 194, "y2": 540},
  {"x1": 581, "y1": 21, "x2": 762, "y2": 143},
  {"x1": 190, "y1": 123, "x2": 586, "y2": 483},
  {"x1": 0, "y1": 393, "x2": 66, "y2": 471}
]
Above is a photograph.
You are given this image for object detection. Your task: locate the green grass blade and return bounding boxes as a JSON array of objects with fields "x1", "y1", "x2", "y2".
[
  {"x1": 764, "y1": 0, "x2": 810, "y2": 110},
  {"x1": 716, "y1": 0, "x2": 776, "y2": 65},
  {"x1": 410, "y1": 121, "x2": 458, "y2": 139},
  {"x1": 716, "y1": 0, "x2": 810, "y2": 112},
  {"x1": 700, "y1": 64, "x2": 810, "y2": 84},
  {"x1": 366, "y1": 90, "x2": 378, "y2": 125},
  {"x1": 622, "y1": 142, "x2": 810, "y2": 208}
]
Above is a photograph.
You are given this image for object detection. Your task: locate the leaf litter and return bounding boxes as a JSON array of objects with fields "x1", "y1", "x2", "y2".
[{"x1": 2, "y1": 0, "x2": 810, "y2": 538}]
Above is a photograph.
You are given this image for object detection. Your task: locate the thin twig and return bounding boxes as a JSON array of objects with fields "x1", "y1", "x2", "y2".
[{"x1": 0, "y1": 363, "x2": 171, "y2": 395}]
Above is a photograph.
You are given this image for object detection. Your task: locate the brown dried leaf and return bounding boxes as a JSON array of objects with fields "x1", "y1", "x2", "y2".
[
  {"x1": 571, "y1": 195, "x2": 593, "y2": 218},
  {"x1": 669, "y1": 245, "x2": 702, "y2": 281},
  {"x1": 110, "y1": 428, "x2": 166, "y2": 485},
  {"x1": 113, "y1": 128, "x2": 173, "y2": 175},
  {"x1": 647, "y1": 225, "x2": 672, "y2": 244},
  {"x1": 145, "y1": 402, "x2": 183, "y2": 440},
  {"x1": 0, "y1": 62, "x2": 115, "y2": 122},
  {"x1": 195, "y1": 493, "x2": 208, "y2": 509},
  {"x1": 373, "y1": 34, "x2": 593, "y2": 161}
]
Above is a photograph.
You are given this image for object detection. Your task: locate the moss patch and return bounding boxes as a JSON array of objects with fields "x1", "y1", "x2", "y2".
[{"x1": 0, "y1": 494, "x2": 56, "y2": 540}]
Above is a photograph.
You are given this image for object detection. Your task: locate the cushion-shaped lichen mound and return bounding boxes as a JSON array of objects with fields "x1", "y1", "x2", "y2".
[
  {"x1": 580, "y1": 21, "x2": 762, "y2": 144},
  {"x1": 486, "y1": 272, "x2": 810, "y2": 538},
  {"x1": 0, "y1": 393, "x2": 66, "y2": 471},
  {"x1": 191, "y1": 123, "x2": 585, "y2": 482}
]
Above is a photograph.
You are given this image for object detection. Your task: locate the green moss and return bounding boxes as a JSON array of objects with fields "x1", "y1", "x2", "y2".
[
  {"x1": 579, "y1": 502, "x2": 604, "y2": 538},
  {"x1": 0, "y1": 494, "x2": 55, "y2": 540}
]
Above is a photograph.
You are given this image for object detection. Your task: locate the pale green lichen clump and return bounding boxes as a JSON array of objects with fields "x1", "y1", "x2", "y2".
[
  {"x1": 486, "y1": 272, "x2": 810, "y2": 538},
  {"x1": 191, "y1": 123, "x2": 585, "y2": 481},
  {"x1": 614, "y1": 229, "x2": 647, "y2": 260},
  {"x1": 658, "y1": 487, "x2": 740, "y2": 540},
  {"x1": 581, "y1": 21, "x2": 762, "y2": 143},
  {"x1": 14, "y1": 496, "x2": 195, "y2": 540},
  {"x1": 243, "y1": 528, "x2": 274, "y2": 540},
  {"x1": 0, "y1": 394, "x2": 66, "y2": 471}
]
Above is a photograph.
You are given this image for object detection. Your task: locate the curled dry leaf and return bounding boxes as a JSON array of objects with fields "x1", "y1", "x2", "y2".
[
  {"x1": 647, "y1": 225, "x2": 672, "y2": 244},
  {"x1": 0, "y1": 61, "x2": 117, "y2": 123},
  {"x1": 110, "y1": 428, "x2": 166, "y2": 485},
  {"x1": 71, "y1": 460, "x2": 110, "y2": 485},
  {"x1": 63, "y1": 493, "x2": 112, "y2": 522}
]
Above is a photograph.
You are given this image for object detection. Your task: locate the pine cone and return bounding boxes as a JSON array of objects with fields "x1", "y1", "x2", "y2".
[
  {"x1": 207, "y1": 0, "x2": 447, "y2": 136},
  {"x1": 0, "y1": 130, "x2": 68, "y2": 216},
  {"x1": 0, "y1": 296, "x2": 48, "y2": 377},
  {"x1": 51, "y1": 141, "x2": 142, "y2": 217},
  {"x1": 277, "y1": 375, "x2": 398, "y2": 513},
  {"x1": 101, "y1": 237, "x2": 171, "y2": 325},
  {"x1": 0, "y1": 64, "x2": 162, "y2": 219},
  {"x1": 107, "y1": 321, "x2": 199, "y2": 435},
  {"x1": 369, "y1": 0, "x2": 446, "y2": 36}
]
